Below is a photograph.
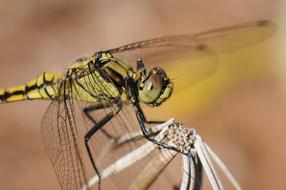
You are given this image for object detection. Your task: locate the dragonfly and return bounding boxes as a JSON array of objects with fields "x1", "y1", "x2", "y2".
[{"x1": 0, "y1": 20, "x2": 273, "y2": 190}]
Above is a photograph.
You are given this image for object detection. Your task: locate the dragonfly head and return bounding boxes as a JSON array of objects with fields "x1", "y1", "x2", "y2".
[{"x1": 138, "y1": 67, "x2": 173, "y2": 107}]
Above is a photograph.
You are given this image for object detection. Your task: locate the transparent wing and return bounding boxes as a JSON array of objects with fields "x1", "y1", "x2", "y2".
[
  {"x1": 41, "y1": 95, "x2": 88, "y2": 190},
  {"x1": 109, "y1": 20, "x2": 274, "y2": 92},
  {"x1": 73, "y1": 68, "x2": 180, "y2": 189},
  {"x1": 41, "y1": 70, "x2": 180, "y2": 189},
  {"x1": 40, "y1": 20, "x2": 274, "y2": 190},
  {"x1": 109, "y1": 20, "x2": 273, "y2": 53}
]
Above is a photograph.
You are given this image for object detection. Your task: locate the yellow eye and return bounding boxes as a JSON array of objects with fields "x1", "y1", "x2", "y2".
[{"x1": 139, "y1": 73, "x2": 162, "y2": 104}]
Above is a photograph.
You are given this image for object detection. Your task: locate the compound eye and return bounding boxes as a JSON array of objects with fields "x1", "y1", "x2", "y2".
[{"x1": 139, "y1": 72, "x2": 163, "y2": 104}]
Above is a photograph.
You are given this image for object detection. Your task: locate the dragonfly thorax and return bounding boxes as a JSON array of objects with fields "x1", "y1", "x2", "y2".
[{"x1": 138, "y1": 67, "x2": 173, "y2": 107}]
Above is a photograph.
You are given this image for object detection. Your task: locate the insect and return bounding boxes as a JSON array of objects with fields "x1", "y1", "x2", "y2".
[{"x1": 0, "y1": 20, "x2": 273, "y2": 190}]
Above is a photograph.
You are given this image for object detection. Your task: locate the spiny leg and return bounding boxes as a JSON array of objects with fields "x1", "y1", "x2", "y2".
[
  {"x1": 83, "y1": 101, "x2": 121, "y2": 189},
  {"x1": 83, "y1": 103, "x2": 115, "y2": 139},
  {"x1": 114, "y1": 116, "x2": 172, "y2": 147},
  {"x1": 124, "y1": 75, "x2": 171, "y2": 149},
  {"x1": 122, "y1": 76, "x2": 166, "y2": 141},
  {"x1": 84, "y1": 113, "x2": 113, "y2": 189},
  {"x1": 135, "y1": 103, "x2": 180, "y2": 152}
]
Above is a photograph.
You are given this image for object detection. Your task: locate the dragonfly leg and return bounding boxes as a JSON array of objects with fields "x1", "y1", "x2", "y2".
[
  {"x1": 83, "y1": 103, "x2": 115, "y2": 139},
  {"x1": 83, "y1": 101, "x2": 122, "y2": 188},
  {"x1": 135, "y1": 103, "x2": 180, "y2": 152},
  {"x1": 124, "y1": 74, "x2": 178, "y2": 150}
]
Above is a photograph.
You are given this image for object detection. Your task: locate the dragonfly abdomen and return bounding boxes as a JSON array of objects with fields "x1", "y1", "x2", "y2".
[{"x1": 0, "y1": 72, "x2": 63, "y2": 103}]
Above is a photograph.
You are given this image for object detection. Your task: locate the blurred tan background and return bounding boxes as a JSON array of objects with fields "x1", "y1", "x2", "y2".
[{"x1": 0, "y1": 0, "x2": 284, "y2": 189}]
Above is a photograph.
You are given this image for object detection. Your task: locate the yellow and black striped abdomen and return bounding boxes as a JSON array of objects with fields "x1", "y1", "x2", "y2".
[{"x1": 0, "y1": 72, "x2": 63, "y2": 103}]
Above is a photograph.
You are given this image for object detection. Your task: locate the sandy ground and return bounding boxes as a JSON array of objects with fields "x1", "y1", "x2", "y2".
[{"x1": 0, "y1": 0, "x2": 284, "y2": 189}]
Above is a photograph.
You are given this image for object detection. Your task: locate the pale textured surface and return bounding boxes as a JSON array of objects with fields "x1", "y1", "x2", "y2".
[{"x1": 0, "y1": 1, "x2": 283, "y2": 190}]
